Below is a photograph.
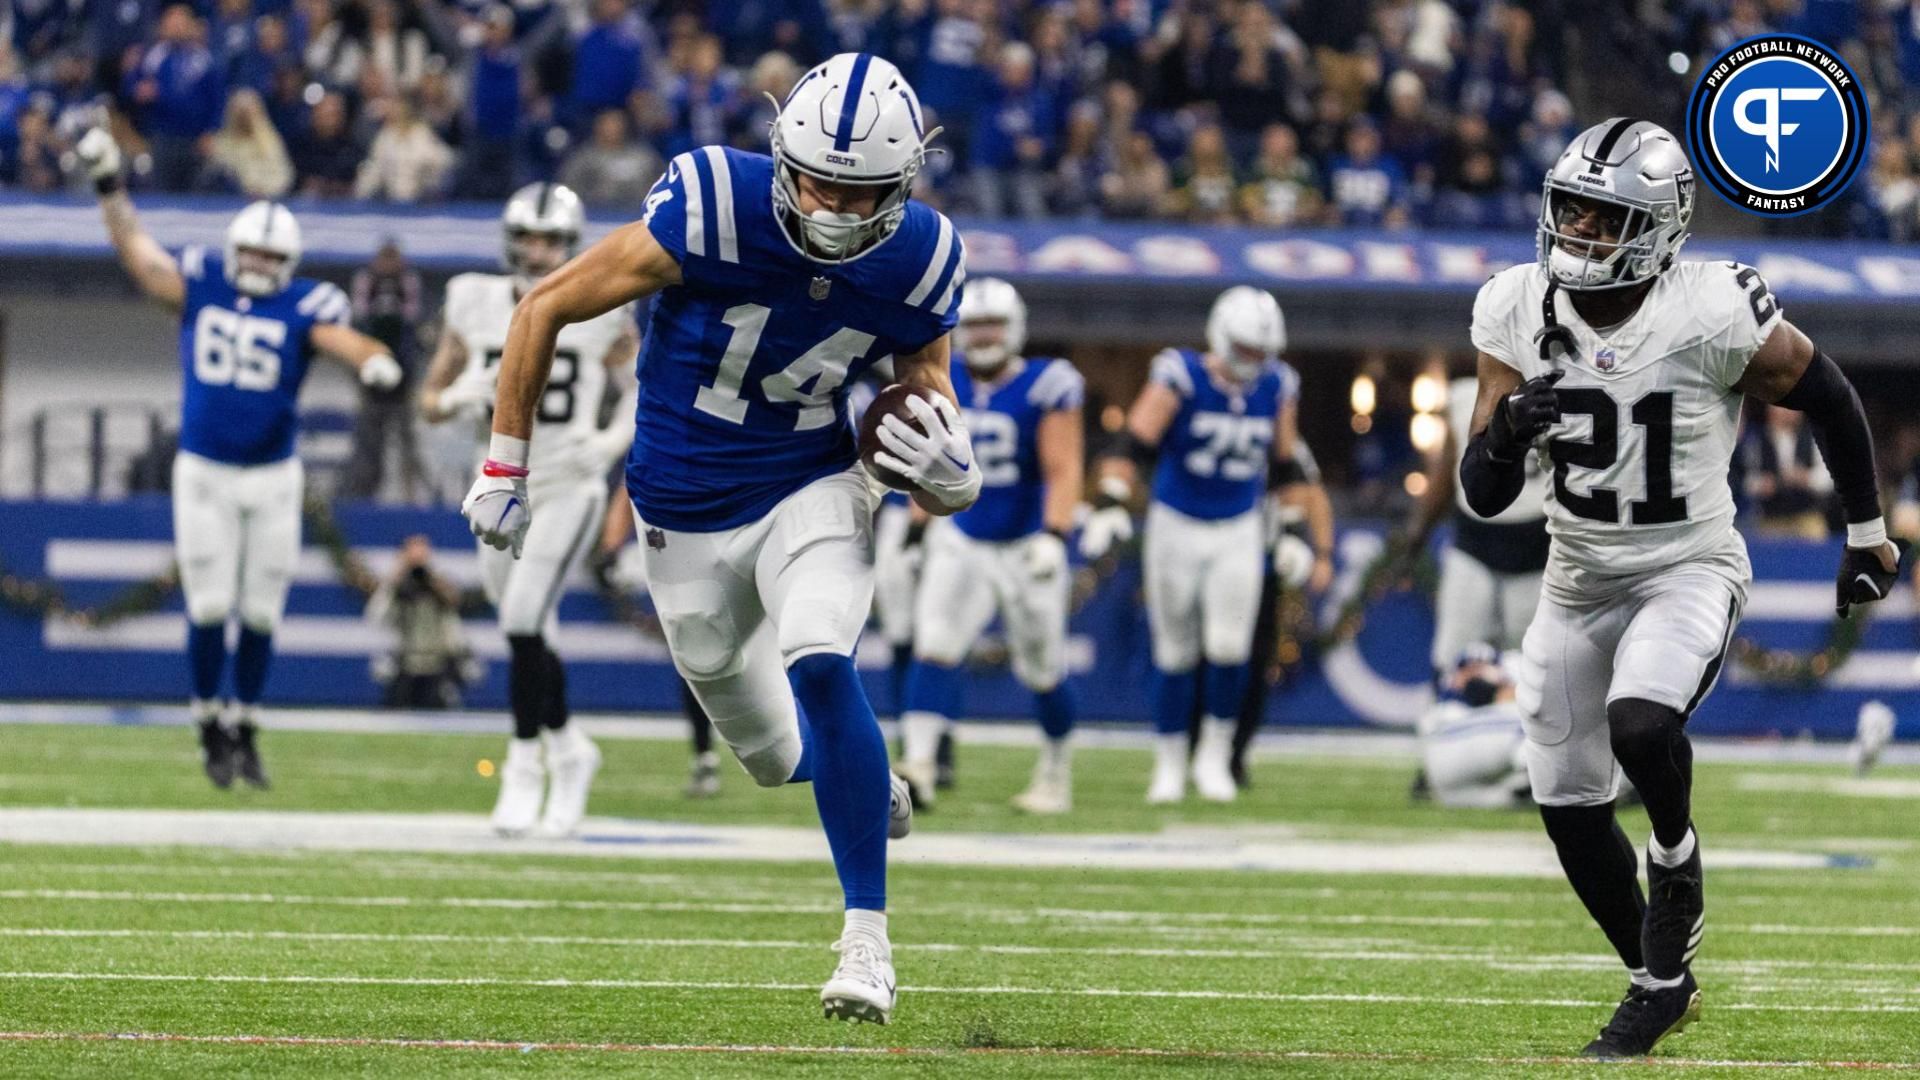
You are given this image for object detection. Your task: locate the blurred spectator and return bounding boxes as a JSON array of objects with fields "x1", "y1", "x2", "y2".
[
  {"x1": 1325, "y1": 118, "x2": 1410, "y2": 228},
  {"x1": 415, "y1": 60, "x2": 465, "y2": 150},
  {"x1": 911, "y1": 0, "x2": 993, "y2": 161},
  {"x1": 1742, "y1": 405, "x2": 1834, "y2": 539},
  {"x1": 1239, "y1": 123, "x2": 1321, "y2": 227},
  {"x1": 1859, "y1": 140, "x2": 1920, "y2": 242},
  {"x1": 292, "y1": 89, "x2": 361, "y2": 197},
  {"x1": 559, "y1": 107, "x2": 662, "y2": 206},
  {"x1": 345, "y1": 238, "x2": 426, "y2": 501},
  {"x1": 300, "y1": 0, "x2": 368, "y2": 87},
  {"x1": 1518, "y1": 88, "x2": 1576, "y2": 180},
  {"x1": 659, "y1": 33, "x2": 742, "y2": 158},
  {"x1": 1144, "y1": 3, "x2": 1219, "y2": 113},
  {"x1": 459, "y1": 3, "x2": 520, "y2": 200},
  {"x1": 1166, "y1": 123, "x2": 1238, "y2": 225},
  {"x1": 705, "y1": 0, "x2": 829, "y2": 68},
  {"x1": 364, "y1": 0, "x2": 434, "y2": 92},
  {"x1": 728, "y1": 49, "x2": 801, "y2": 152},
  {"x1": 567, "y1": 0, "x2": 655, "y2": 131},
  {"x1": 365, "y1": 534, "x2": 472, "y2": 709},
  {"x1": 1208, "y1": 0, "x2": 1298, "y2": 162},
  {"x1": 1379, "y1": 70, "x2": 1442, "y2": 202},
  {"x1": 1048, "y1": 99, "x2": 1106, "y2": 218},
  {"x1": 354, "y1": 91, "x2": 454, "y2": 201},
  {"x1": 12, "y1": 0, "x2": 76, "y2": 73},
  {"x1": 203, "y1": 88, "x2": 293, "y2": 197},
  {"x1": 3, "y1": 98, "x2": 64, "y2": 192},
  {"x1": 1100, "y1": 129, "x2": 1168, "y2": 220},
  {"x1": 228, "y1": 13, "x2": 295, "y2": 98},
  {"x1": 970, "y1": 41, "x2": 1053, "y2": 220},
  {"x1": 122, "y1": 4, "x2": 226, "y2": 191}
]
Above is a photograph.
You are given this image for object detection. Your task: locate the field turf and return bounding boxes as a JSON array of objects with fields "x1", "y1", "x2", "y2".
[{"x1": 0, "y1": 718, "x2": 1915, "y2": 1077}]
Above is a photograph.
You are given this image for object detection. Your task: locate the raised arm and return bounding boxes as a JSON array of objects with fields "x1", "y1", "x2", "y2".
[{"x1": 77, "y1": 130, "x2": 185, "y2": 311}]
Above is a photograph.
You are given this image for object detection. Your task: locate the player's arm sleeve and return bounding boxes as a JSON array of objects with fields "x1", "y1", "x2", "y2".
[
  {"x1": 1458, "y1": 281, "x2": 1530, "y2": 518},
  {"x1": 1773, "y1": 340, "x2": 1883, "y2": 527}
]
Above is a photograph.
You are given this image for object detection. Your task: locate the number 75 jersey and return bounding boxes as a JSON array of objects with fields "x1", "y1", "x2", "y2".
[
  {"x1": 629, "y1": 146, "x2": 965, "y2": 532},
  {"x1": 1149, "y1": 348, "x2": 1298, "y2": 521},
  {"x1": 1470, "y1": 260, "x2": 1782, "y2": 595}
]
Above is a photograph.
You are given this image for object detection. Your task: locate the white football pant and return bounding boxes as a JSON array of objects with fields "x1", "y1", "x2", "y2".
[
  {"x1": 1143, "y1": 501, "x2": 1263, "y2": 672},
  {"x1": 1429, "y1": 547, "x2": 1543, "y2": 672},
  {"x1": 171, "y1": 451, "x2": 302, "y2": 631},
  {"x1": 912, "y1": 522, "x2": 1070, "y2": 692},
  {"x1": 477, "y1": 476, "x2": 606, "y2": 637}
]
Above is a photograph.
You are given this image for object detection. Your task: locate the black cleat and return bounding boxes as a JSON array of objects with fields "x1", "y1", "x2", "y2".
[
  {"x1": 1229, "y1": 754, "x2": 1250, "y2": 791},
  {"x1": 231, "y1": 720, "x2": 271, "y2": 789},
  {"x1": 1582, "y1": 971, "x2": 1702, "y2": 1058},
  {"x1": 1644, "y1": 835, "x2": 1704, "y2": 979},
  {"x1": 1408, "y1": 768, "x2": 1432, "y2": 802},
  {"x1": 198, "y1": 719, "x2": 235, "y2": 789},
  {"x1": 934, "y1": 729, "x2": 956, "y2": 790}
]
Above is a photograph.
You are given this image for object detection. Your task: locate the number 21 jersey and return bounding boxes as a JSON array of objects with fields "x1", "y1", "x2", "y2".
[
  {"x1": 630, "y1": 146, "x2": 965, "y2": 532},
  {"x1": 1470, "y1": 260, "x2": 1781, "y2": 601}
]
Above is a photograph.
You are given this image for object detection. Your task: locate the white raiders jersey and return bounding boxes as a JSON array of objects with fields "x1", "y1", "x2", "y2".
[
  {"x1": 1448, "y1": 375, "x2": 1546, "y2": 524},
  {"x1": 442, "y1": 272, "x2": 633, "y2": 481},
  {"x1": 1471, "y1": 260, "x2": 1781, "y2": 603}
]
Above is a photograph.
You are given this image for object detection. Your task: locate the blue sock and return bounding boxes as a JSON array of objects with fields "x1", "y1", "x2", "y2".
[
  {"x1": 187, "y1": 622, "x2": 227, "y2": 702},
  {"x1": 786, "y1": 708, "x2": 815, "y2": 784},
  {"x1": 232, "y1": 626, "x2": 275, "y2": 708},
  {"x1": 1204, "y1": 663, "x2": 1250, "y2": 721},
  {"x1": 1151, "y1": 668, "x2": 1198, "y2": 736},
  {"x1": 788, "y1": 653, "x2": 890, "y2": 910},
  {"x1": 1036, "y1": 683, "x2": 1076, "y2": 740},
  {"x1": 903, "y1": 658, "x2": 965, "y2": 719}
]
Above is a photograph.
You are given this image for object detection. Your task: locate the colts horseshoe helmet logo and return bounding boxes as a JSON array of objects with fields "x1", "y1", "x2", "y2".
[{"x1": 1686, "y1": 34, "x2": 1868, "y2": 217}]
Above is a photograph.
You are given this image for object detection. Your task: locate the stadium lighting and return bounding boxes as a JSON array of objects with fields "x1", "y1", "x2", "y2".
[
  {"x1": 1411, "y1": 372, "x2": 1446, "y2": 415},
  {"x1": 1410, "y1": 411, "x2": 1447, "y2": 452},
  {"x1": 1350, "y1": 374, "x2": 1377, "y2": 417}
]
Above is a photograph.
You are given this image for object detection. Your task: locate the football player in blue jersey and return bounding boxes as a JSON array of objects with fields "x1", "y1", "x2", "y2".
[
  {"x1": 1088, "y1": 286, "x2": 1305, "y2": 805},
  {"x1": 76, "y1": 128, "x2": 402, "y2": 789},
  {"x1": 462, "y1": 53, "x2": 977, "y2": 1024},
  {"x1": 897, "y1": 278, "x2": 1086, "y2": 815}
]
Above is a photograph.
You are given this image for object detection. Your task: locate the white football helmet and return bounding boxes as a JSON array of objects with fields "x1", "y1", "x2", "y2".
[
  {"x1": 1206, "y1": 286, "x2": 1286, "y2": 381},
  {"x1": 770, "y1": 52, "x2": 935, "y2": 263},
  {"x1": 223, "y1": 200, "x2": 302, "y2": 296},
  {"x1": 957, "y1": 277, "x2": 1026, "y2": 376},
  {"x1": 502, "y1": 181, "x2": 585, "y2": 290},
  {"x1": 1537, "y1": 117, "x2": 1693, "y2": 291}
]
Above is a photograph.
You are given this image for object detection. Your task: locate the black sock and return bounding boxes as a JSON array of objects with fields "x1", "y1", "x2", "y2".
[
  {"x1": 682, "y1": 680, "x2": 713, "y2": 755},
  {"x1": 1540, "y1": 802, "x2": 1648, "y2": 972},
  {"x1": 1608, "y1": 698, "x2": 1694, "y2": 849},
  {"x1": 889, "y1": 642, "x2": 913, "y2": 720},
  {"x1": 541, "y1": 644, "x2": 569, "y2": 731},
  {"x1": 506, "y1": 634, "x2": 547, "y2": 740}
]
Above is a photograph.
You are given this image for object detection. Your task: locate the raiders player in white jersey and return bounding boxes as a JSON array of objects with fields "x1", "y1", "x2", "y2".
[
  {"x1": 420, "y1": 182, "x2": 638, "y2": 837},
  {"x1": 1463, "y1": 119, "x2": 1906, "y2": 1058}
]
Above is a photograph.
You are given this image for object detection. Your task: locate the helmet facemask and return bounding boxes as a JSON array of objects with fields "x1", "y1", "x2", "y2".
[
  {"x1": 229, "y1": 246, "x2": 292, "y2": 297},
  {"x1": 505, "y1": 227, "x2": 576, "y2": 291},
  {"x1": 1537, "y1": 179, "x2": 1690, "y2": 292},
  {"x1": 959, "y1": 316, "x2": 1014, "y2": 376},
  {"x1": 770, "y1": 124, "x2": 925, "y2": 263}
]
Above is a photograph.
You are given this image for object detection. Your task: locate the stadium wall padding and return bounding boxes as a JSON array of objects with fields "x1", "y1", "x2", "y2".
[{"x1": 0, "y1": 498, "x2": 1908, "y2": 739}]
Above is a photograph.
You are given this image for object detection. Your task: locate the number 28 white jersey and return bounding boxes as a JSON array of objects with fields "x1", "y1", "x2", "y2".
[
  {"x1": 1470, "y1": 260, "x2": 1782, "y2": 602},
  {"x1": 443, "y1": 272, "x2": 633, "y2": 480}
]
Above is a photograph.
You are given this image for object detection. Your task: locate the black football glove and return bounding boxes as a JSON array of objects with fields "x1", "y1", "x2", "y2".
[
  {"x1": 1487, "y1": 369, "x2": 1565, "y2": 462},
  {"x1": 1836, "y1": 538, "x2": 1909, "y2": 617}
]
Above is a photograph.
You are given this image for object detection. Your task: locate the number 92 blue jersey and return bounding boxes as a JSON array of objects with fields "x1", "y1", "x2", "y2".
[
  {"x1": 1150, "y1": 348, "x2": 1299, "y2": 521},
  {"x1": 950, "y1": 356, "x2": 1084, "y2": 542},
  {"x1": 630, "y1": 146, "x2": 966, "y2": 532},
  {"x1": 176, "y1": 245, "x2": 349, "y2": 465}
]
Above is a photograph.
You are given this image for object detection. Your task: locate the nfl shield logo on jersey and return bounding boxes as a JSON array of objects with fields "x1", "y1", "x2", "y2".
[
  {"x1": 1593, "y1": 346, "x2": 1617, "y2": 372},
  {"x1": 809, "y1": 276, "x2": 832, "y2": 301}
]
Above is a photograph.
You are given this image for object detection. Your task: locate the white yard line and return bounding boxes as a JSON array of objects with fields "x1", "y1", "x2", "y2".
[
  {"x1": 7, "y1": 926, "x2": 1920, "y2": 980},
  {"x1": 4, "y1": 702, "x2": 1916, "y2": 766},
  {"x1": 0, "y1": 970, "x2": 1915, "y2": 1014},
  {"x1": 5, "y1": 1031, "x2": 1919, "y2": 1070}
]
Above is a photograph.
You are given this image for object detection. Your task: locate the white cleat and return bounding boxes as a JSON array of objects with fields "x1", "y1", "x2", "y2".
[
  {"x1": 897, "y1": 758, "x2": 937, "y2": 809},
  {"x1": 1146, "y1": 764, "x2": 1185, "y2": 805},
  {"x1": 1852, "y1": 700, "x2": 1897, "y2": 777},
  {"x1": 888, "y1": 772, "x2": 914, "y2": 839},
  {"x1": 821, "y1": 933, "x2": 896, "y2": 1024},
  {"x1": 537, "y1": 732, "x2": 602, "y2": 837},
  {"x1": 1011, "y1": 778, "x2": 1071, "y2": 815},
  {"x1": 490, "y1": 741, "x2": 545, "y2": 837},
  {"x1": 1192, "y1": 717, "x2": 1239, "y2": 803}
]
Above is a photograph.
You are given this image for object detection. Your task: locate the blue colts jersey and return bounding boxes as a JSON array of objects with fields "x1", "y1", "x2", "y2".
[
  {"x1": 1150, "y1": 348, "x2": 1298, "y2": 521},
  {"x1": 175, "y1": 246, "x2": 348, "y2": 466},
  {"x1": 951, "y1": 357, "x2": 1084, "y2": 542},
  {"x1": 628, "y1": 146, "x2": 966, "y2": 532}
]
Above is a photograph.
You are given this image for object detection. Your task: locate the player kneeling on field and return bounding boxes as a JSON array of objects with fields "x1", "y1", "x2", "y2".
[
  {"x1": 78, "y1": 128, "x2": 400, "y2": 789},
  {"x1": 1463, "y1": 117, "x2": 1905, "y2": 1057},
  {"x1": 1415, "y1": 645, "x2": 1530, "y2": 810}
]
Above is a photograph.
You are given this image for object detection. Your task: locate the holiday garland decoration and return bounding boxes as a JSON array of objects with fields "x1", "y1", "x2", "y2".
[{"x1": 0, "y1": 505, "x2": 1880, "y2": 685}]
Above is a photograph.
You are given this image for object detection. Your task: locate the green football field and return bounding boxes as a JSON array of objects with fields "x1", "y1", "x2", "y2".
[{"x1": 0, "y1": 717, "x2": 1916, "y2": 1077}]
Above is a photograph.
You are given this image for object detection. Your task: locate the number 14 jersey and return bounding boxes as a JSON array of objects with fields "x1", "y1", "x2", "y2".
[
  {"x1": 1470, "y1": 260, "x2": 1781, "y2": 602},
  {"x1": 630, "y1": 146, "x2": 966, "y2": 532}
]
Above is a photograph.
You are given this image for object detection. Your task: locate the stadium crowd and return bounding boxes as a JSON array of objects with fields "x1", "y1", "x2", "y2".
[{"x1": 3, "y1": 0, "x2": 1919, "y2": 236}]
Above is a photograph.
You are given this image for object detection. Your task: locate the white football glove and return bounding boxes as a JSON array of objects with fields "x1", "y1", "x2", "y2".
[
  {"x1": 462, "y1": 470, "x2": 531, "y2": 558},
  {"x1": 1078, "y1": 505, "x2": 1134, "y2": 560},
  {"x1": 75, "y1": 128, "x2": 122, "y2": 181},
  {"x1": 437, "y1": 366, "x2": 498, "y2": 420},
  {"x1": 873, "y1": 393, "x2": 982, "y2": 510},
  {"x1": 1024, "y1": 529, "x2": 1068, "y2": 584},
  {"x1": 1273, "y1": 533, "x2": 1315, "y2": 589},
  {"x1": 359, "y1": 353, "x2": 403, "y2": 390}
]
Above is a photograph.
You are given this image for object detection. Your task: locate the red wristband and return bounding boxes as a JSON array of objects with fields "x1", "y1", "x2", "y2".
[{"x1": 482, "y1": 459, "x2": 529, "y2": 478}]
